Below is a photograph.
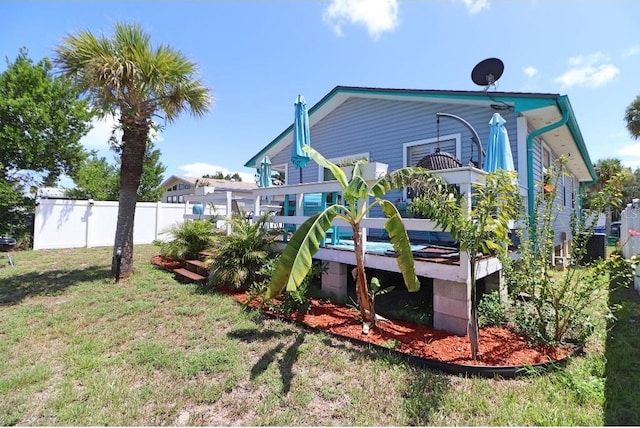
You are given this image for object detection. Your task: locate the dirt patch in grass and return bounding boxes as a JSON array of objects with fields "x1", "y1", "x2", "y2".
[{"x1": 230, "y1": 292, "x2": 570, "y2": 367}]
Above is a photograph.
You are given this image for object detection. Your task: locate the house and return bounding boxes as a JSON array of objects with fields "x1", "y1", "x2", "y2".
[
  {"x1": 160, "y1": 175, "x2": 257, "y2": 205},
  {"x1": 244, "y1": 85, "x2": 597, "y2": 335}
]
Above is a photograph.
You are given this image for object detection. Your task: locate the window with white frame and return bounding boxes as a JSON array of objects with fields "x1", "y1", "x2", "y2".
[{"x1": 404, "y1": 134, "x2": 461, "y2": 168}]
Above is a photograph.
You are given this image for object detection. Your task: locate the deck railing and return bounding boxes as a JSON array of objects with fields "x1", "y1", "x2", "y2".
[{"x1": 251, "y1": 166, "x2": 487, "y2": 242}]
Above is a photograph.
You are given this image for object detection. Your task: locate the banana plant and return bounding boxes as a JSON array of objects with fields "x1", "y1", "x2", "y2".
[{"x1": 262, "y1": 146, "x2": 447, "y2": 334}]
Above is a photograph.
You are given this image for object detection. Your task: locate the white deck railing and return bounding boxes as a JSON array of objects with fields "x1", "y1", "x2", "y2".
[{"x1": 251, "y1": 166, "x2": 487, "y2": 236}]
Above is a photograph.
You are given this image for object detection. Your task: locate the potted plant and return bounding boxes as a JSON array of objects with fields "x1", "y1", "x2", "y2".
[{"x1": 336, "y1": 157, "x2": 388, "y2": 181}]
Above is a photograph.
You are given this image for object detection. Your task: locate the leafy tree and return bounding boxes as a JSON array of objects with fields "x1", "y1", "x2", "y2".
[
  {"x1": 67, "y1": 141, "x2": 166, "y2": 202},
  {"x1": 66, "y1": 154, "x2": 120, "y2": 201},
  {"x1": 0, "y1": 48, "x2": 92, "y2": 243},
  {"x1": 261, "y1": 147, "x2": 446, "y2": 334},
  {"x1": 0, "y1": 48, "x2": 92, "y2": 185},
  {"x1": 583, "y1": 158, "x2": 629, "y2": 226},
  {"x1": 134, "y1": 141, "x2": 167, "y2": 202},
  {"x1": 621, "y1": 167, "x2": 640, "y2": 206},
  {"x1": 408, "y1": 169, "x2": 521, "y2": 360},
  {"x1": 202, "y1": 172, "x2": 242, "y2": 181},
  {"x1": 55, "y1": 22, "x2": 211, "y2": 278}
]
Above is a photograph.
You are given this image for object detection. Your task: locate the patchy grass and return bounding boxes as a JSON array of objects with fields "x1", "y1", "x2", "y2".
[{"x1": 0, "y1": 245, "x2": 637, "y2": 425}]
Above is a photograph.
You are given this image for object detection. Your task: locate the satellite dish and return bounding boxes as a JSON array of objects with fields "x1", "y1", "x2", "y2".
[{"x1": 471, "y1": 58, "x2": 504, "y2": 90}]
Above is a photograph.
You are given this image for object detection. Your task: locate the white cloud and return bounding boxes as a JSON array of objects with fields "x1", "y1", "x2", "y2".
[
  {"x1": 555, "y1": 53, "x2": 619, "y2": 88},
  {"x1": 80, "y1": 113, "x2": 163, "y2": 149},
  {"x1": 323, "y1": 0, "x2": 399, "y2": 40},
  {"x1": 178, "y1": 162, "x2": 256, "y2": 183},
  {"x1": 523, "y1": 66, "x2": 538, "y2": 78},
  {"x1": 458, "y1": 0, "x2": 490, "y2": 14},
  {"x1": 567, "y1": 52, "x2": 608, "y2": 67},
  {"x1": 81, "y1": 114, "x2": 120, "y2": 148},
  {"x1": 622, "y1": 46, "x2": 640, "y2": 57},
  {"x1": 618, "y1": 142, "x2": 640, "y2": 157}
]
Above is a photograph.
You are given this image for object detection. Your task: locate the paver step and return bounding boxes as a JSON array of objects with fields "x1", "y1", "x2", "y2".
[
  {"x1": 173, "y1": 267, "x2": 206, "y2": 283},
  {"x1": 198, "y1": 251, "x2": 214, "y2": 261},
  {"x1": 184, "y1": 259, "x2": 208, "y2": 275}
]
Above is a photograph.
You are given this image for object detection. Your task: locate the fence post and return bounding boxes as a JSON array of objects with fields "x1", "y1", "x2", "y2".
[
  {"x1": 155, "y1": 201, "x2": 162, "y2": 241},
  {"x1": 86, "y1": 199, "x2": 95, "y2": 248}
]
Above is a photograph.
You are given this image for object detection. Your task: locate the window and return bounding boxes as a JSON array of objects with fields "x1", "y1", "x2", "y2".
[
  {"x1": 178, "y1": 195, "x2": 184, "y2": 203},
  {"x1": 166, "y1": 196, "x2": 171, "y2": 203},
  {"x1": 171, "y1": 195, "x2": 177, "y2": 203}
]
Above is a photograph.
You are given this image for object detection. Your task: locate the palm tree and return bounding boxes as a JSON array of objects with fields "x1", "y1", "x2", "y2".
[
  {"x1": 262, "y1": 147, "x2": 447, "y2": 334},
  {"x1": 55, "y1": 22, "x2": 211, "y2": 278},
  {"x1": 625, "y1": 94, "x2": 640, "y2": 138}
]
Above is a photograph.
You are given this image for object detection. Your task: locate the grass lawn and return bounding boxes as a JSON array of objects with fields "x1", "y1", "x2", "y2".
[{"x1": 0, "y1": 244, "x2": 638, "y2": 425}]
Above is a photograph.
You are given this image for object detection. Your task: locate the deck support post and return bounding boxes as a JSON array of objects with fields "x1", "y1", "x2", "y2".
[
  {"x1": 484, "y1": 270, "x2": 506, "y2": 303},
  {"x1": 433, "y1": 278, "x2": 471, "y2": 336},
  {"x1": 322, "y1": 261, "x2": 348, "y2": 303}
]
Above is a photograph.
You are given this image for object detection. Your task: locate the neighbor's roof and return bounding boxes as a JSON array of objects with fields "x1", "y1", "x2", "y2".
[
  {"x1": 245, "y1": 85, "x2": 596, "y2": 182},
  {"x1": 161, "y1": 175, "x2": 257, "y2": 191}
]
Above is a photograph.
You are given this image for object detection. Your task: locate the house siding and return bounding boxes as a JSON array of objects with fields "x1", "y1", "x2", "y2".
[
  {"x1": 268, "y1": 94, "x2": 581, "y2": 246},
  {"x1": 272, "y1": 97, "x2": 520, "y2": 187}
]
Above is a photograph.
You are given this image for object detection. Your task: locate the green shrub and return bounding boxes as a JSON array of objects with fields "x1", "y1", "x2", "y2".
[
  {"x1": 503, "y1": 157, "x2": 612, "y2": 345},
  {"x1": 207, "y1": 213, "x2": 281, "y2": 290},
  {"x1": 250, "y1": 256, "x2": 326, "y2": 315},
  {"x1": 477, "y1": 290, "x2": 505, "y2": 327},
  {"x1": 153, "y1": 219, "x2": 218, "y2": 261}
]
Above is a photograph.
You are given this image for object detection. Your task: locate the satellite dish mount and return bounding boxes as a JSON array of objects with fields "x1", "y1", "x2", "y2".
[{"x1": 471, "y1": 58, "x2": 504, "y2": 91}]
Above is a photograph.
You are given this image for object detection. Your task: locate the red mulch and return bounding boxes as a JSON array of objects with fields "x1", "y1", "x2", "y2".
[
  {"x1": 151, "y1": 255, "x2": 183, "y2": 271},
  {"x1": 226, "y1": 290, "x2": 571, "y2": 367}
]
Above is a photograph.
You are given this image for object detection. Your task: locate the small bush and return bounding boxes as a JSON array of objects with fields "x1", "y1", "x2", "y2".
[
  {"x1": 250, "y1": 256, "x2": 326, "y2": 315},
  {"x1": 207, "y1": 213, "x2": 281, "y2": 290},
  {"x1": 153, "y1": 219, "x2": 218, "y2": 260},
  {"x1": 477, "y1": 290, "x2": 505, "y2": 327}
]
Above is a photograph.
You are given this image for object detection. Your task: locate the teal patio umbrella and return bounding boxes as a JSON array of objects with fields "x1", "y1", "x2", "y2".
[
  {"x1": 483, "y1": 112, "x2": 515, "y2": 172},
  {"x1": 292, "y1": 94, "x2": 311, "y2": 183},
  {"x1": 259, "y1": 155, "x2": 272, "y2": 189}
]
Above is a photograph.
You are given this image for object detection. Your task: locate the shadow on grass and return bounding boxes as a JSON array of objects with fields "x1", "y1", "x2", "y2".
[
  {"x1": 604, "y1": 284, "x2": 640, "y2": 425},
  {"x1": 228, "y1": 321, "x2": 451, "y2": 424},
  {"x1": 318, "y1": 336, "x2": 451, "y2": 425},
  {"x1": 0, "y1": 267, "x2": 112, "y2": 306},
  {"x1": 228, "y1": 327, "x2": 305, "y2": 394}
]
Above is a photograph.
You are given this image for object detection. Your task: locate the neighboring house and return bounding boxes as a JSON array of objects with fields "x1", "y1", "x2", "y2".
[
  {"x1": 245, "y1": 85, "x2": 597, "y2": 246},
  {"x1": 36, "y1": 187, "x2": 70, "y2": 200},
  {"x1": 160, "y1": 175, "x2": 257, "y2": 205}
]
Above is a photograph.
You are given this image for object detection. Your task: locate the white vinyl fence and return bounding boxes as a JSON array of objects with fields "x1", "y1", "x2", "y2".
[
  {"x1": 620, "y1": 198, "x2": 640, "y2": 294},
  {"x1": 33, "y1": 199, "x2": 187, "y2": 250}
]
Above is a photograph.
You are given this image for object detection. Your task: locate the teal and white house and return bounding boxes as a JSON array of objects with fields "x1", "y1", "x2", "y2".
[{"x1": 245, "y1": 86, "x2": 597, "y2": 335}]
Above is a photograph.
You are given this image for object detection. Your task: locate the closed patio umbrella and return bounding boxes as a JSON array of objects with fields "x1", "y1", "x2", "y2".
[
  {"x1": 292, "y1": 94, "x2": 311, "y2": 183},
  {"x1": 483, "y1": 112, "x2": 515, "y2": 172},
  {"x1": 259, "y1": 155, "x2": 272, "y2": 189}
]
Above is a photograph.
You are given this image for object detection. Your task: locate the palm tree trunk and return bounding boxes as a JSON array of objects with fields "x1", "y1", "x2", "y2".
[
  {"x1": 111, "y1": 121, "x2": 148, "y2": 278},
  {"x1": 353, "y1": 228, "x2": 375, "y2": 333}
]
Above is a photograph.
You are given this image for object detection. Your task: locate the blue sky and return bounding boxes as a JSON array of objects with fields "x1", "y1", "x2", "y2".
[{"x1": 3, "y1": 1, "x2": 640, "y2": 185}]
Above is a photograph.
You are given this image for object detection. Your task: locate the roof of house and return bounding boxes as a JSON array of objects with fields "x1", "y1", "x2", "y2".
[
  {"x1": 244, "y1": 85, "x2": 596, "y2": 182},
  {"x1": 161, "y1": 175, "x2": 257, "y2": 191}
]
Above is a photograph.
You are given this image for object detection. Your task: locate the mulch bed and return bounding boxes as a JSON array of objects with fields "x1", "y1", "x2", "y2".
[{"x1": 227, "y1": 290, "x2": 572, "y2": 368}]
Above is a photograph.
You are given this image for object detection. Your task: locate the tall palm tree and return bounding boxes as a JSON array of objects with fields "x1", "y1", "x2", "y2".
[
  {"x1": 625, "y1": 94, "x2": 640, "y2": 138},
  {"x1": 55, "y1": 22, "x2": 211, "y2": 278}
]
